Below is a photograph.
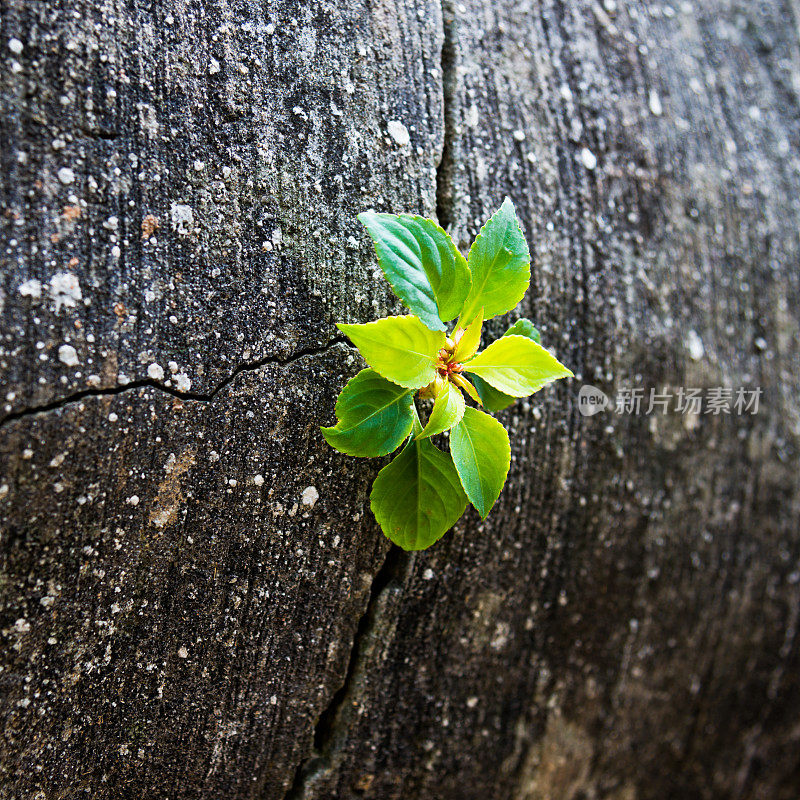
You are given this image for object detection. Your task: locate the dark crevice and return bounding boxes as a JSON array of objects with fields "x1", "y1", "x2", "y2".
[
  {"x1": 312, "y1": 545, "x2": 405, "y2": 751},
  {"x1": 0, "y1": 336, "x2": 349, "y2": 430},
  {"x1": 77, "y1": 126, "x2": 119, "y2": 141},
  {"x1": 282, "y1": 545, "x2": 412, "y2": 800},
  {"x1": 435, "y1": 0, "x2": 459, "y2": 231}
]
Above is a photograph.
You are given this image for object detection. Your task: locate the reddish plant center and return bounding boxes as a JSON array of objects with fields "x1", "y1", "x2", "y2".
[{"x1": 436, "y1": 349, "x2": 464, "y2": 378}]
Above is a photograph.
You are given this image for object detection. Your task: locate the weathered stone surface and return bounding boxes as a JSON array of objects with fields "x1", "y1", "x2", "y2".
[
  {"x1": 2, "y1": 0, "x2": 800, "y2": 799},
  {"x1": 0, "y1": 0, "x2": 443, "y2": 416},
  {"x1": 1, "y1": 0, "x2": 444, "y2": 796},
  {"x1": 290, "y1": 1, "x2": 800, "y2": 798},
  {"x1": 1, "y1": 346, "x2": 391, "y2": 798}
]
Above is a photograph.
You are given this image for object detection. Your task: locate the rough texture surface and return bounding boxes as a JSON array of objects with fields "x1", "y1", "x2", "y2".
[{"x1": 1, "y1": 1, "x2": 799, "y2": 799}]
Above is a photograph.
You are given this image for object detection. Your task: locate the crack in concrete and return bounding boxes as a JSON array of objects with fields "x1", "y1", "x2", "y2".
[
  {"x1": 0, "y1": 336, "x2": 349, "y2": 430},
  {"x1": 278, "y1": 4, "x2": 460, "y2": 798},
  {"x1": 435, "y1": 0, "x2": 459, "y2": 232},
  {"x1": 281, "y1": 547, "x2": 414, "y2": 800}
]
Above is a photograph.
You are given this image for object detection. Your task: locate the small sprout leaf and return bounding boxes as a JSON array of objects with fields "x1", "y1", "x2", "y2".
[
  {"x1": 504, "y1": 318, "x2": 541, "y2": 343},
  {"x1": 337, "y1": 315, "x2": 445, "y2": 389},
  {"x1": 358, "y1": 212, "x2": 471, "y2": 329},
  {"x1": 451, "y1": 308, "x2": 483, "y2": 362},
  {"x1": 450, "y1": 372, "x2": 483, "y2": 405},
  {"x1": 416, "y1": 379, "x2": 466, "y2": 439},
  {"x1": 459, "y1": 197, "x2": 530, "y2": 324},
  {"x1": 473, "y1": 318, "x2": 541, "y2": 410},
  {"x1": 450, "y1": 407, "x2": 511, "y2": 519},
  {"x1": 464, "y1": 335, "x2": 573, "y2": 397},
  {"x1": 471, "y1": 376, "x2": 516, "y2": 412},
  {"x1": 370, "y1": 436, "x2": 468, "y2": 551},
  {"x1": 321, "y1": 369, "x2": 414, "y2": 456}
]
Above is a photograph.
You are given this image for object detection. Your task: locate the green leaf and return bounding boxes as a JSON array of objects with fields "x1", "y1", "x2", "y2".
[
  {"x1": 321, "y1": 369, "x2": 414, "y2": 456},
  {"x1": 464, "y1": 335, "x2": 573, "y2": 397},
  {"x1": 358, "y1": 212, "x2": 472, "y2": 329},
  {"x1": 504, "y1": 318, "x2": 541, "y2": 343},
  {"x1": 472, "y1": 318, "x2": 541, "y2": 410},
  {"x1": 450, "y1": 407, "x2": 511, "y2": 519},
  {"x1": 471, "y1": 375, "x2": 516, "y2": 412},
  {"x1": 337, "y1": 315, "x2": 445, "y2": 388},
  {"x1": 451, "y1": 308, "x2": 483, "y2": 363},
  {"x1": 450, "y1": 372, "x2": 483, "y2": 406},
  {"x1": 416, "y1": 379, "x2": 465, "y2": 439},
  {"x1": 459, "y1": 197, "x2": 531, "y2": 324},
  {"x1": 370, "y1": 436, "x2": 468, "y2": 551}
]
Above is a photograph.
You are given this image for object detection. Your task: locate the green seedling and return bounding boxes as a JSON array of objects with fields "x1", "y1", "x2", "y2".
[{"x1": 322, "y1": 198, "x2": 573, "y2": 550}]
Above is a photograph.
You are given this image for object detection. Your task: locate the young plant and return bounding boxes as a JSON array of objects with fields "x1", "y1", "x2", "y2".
[{"x1": 322, "y1": 198, "x2": 573, "y2": 551}]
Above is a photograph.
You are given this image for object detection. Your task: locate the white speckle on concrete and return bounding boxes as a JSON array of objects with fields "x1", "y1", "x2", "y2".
[
  {"x1": 58, "y1": 344, "x2": 79, "y2": 367},
  {"x1": 40, "y1": 596, "x2": 55, "y2": 609},
  {"x1": 513, "y1": 129, "x2": 526, "y2": 141},
  {"x1": 14, "y1": 618, "x2": 31, "y2": 634},
  {"x1": 170, "y1": 202, "x2": 194, "y2": 236},
  {"x1": 57, "y1": 167, "x2": 75, "y2": 184},
  {"x1": 108, "y1": 412, "x2": 118, "y2": 422},
  {"x1": 147, "y1": 363, "x2": 165, "y2": 381},
  {"x1": 209, "y1": 58, "x2": 221, "y2": 74},
  {"x1": 465, "y1": 104, "x2": 479, "y2": 128},
  {"x1": 301, "y1": 486, "x2": 319, "y2": 507},
  {"x1": 174, "y1": 373, "x2": 191, "y2": 392},
  {"x1": 177, "y1": 646, "x2": 188, "y2": 659},
  {"x1": 49, "y1": 272, "x2": 82, "y2": 312},
  {"x1": 579, "y1": 147, "x2": 597, "y2": 170},
  {"x1": 387, "y1": 120, "x2": 410, "y2": 146},
  {"x1": 490, "y1": 621, "x2": 510, "y2": 650},
  {"x1": 151, "y1": 509, "x2": 172, "y2": 529},
  {"x1": 254, "y1": 474, "x2": 265, "y2": 486},
  {"x1": 0, "y1": 484, "x2": 9, "y2": 500},
  {"x1": 686, "y1": 329, "x2": 704, "y2": 361},
  {"x1": 649, "y1": 89, "x2": 663, "y2": 116},
  {"x1": 127, "y1": 495, "x2": 140, "y2": 506},
  {"x1": 193, "y1": 159, "x2": 205, "y2": 171},
  {"x1": 423, "y1": 568, "x2": 435, "y2": 580},
  {"x1": 8, "y1": 38, "x2": 23, "y2": 55},
  {"x1": 18, "y1": 278, "x2": 42, "y2": 299}
]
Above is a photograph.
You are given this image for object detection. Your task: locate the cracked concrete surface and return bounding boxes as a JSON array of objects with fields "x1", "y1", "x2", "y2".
[
  {"x1": 3, "y1": 0, "x2": 800, "y2": 799},
  {"x1": 0, "y1": 337, "x2": 350, "y2": 429}
]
